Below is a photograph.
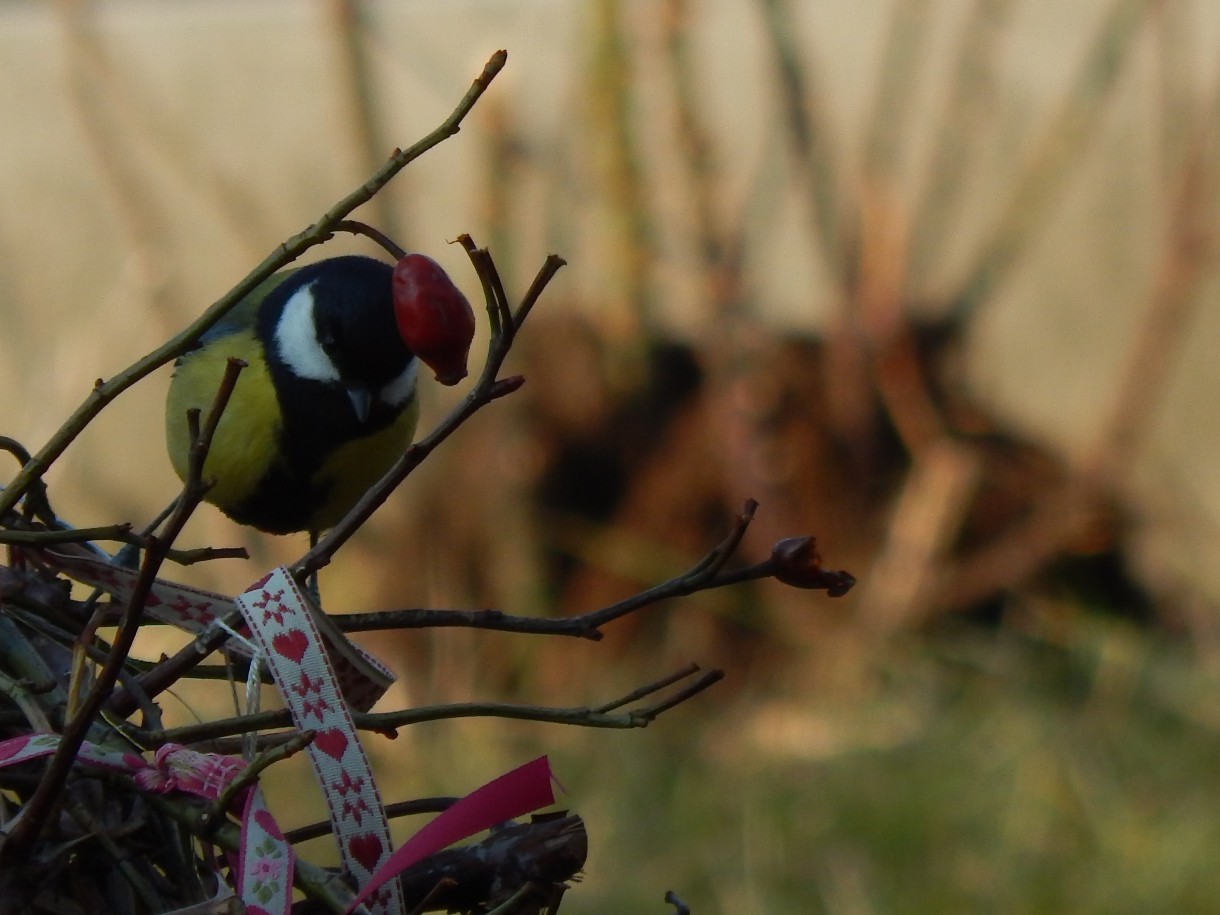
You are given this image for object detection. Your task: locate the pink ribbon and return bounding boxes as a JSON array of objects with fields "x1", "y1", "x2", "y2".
[{"x1": 346, "y1": 755, "x2": 556, "y2": 914}]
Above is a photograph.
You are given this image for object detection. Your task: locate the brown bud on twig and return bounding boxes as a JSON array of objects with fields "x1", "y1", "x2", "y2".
[{"x1": 770, "y1": 537, "x2": 856, "y2": 597}]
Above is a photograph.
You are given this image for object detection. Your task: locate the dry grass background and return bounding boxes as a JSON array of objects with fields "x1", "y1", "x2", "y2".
[{"x1": 5, "y1": 0, "x2": 1220, "y2": 911}]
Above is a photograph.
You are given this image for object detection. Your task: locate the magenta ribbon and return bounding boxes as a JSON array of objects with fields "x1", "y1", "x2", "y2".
[{"x1": 345, "y1": 755, "x2": 556, "y2": 914}]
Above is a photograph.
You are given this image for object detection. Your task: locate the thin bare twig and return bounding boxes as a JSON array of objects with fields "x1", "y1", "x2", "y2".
[
  {"x1": 105, "y1": 499, "x2": 850, "y2": 730},
  {"x1": 0, "y1": 523, "x2": 135, "y2": 546},
  {"x1": 104, "y1": 610, "x2": 243, "y2": 720},
  {"x1": 141, "y1": 663, "x2": 722, "y2": 746},
  {"x1": 283, "y1": 796, "x2": 458, "y2": 846},
  {"x1": 201, "y1": 730, "x2": 315, "y2": 832},
  {"x1": 334, "y1": 218, "x2": 407, "y2": 260},
  {"x1": 304, "y1": 501, "x2": 852, "y2": 642}
]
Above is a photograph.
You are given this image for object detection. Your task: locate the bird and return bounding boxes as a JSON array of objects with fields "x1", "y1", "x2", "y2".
[{"x1": 165, "y1": 253, "x2": 474, "y2": 535}]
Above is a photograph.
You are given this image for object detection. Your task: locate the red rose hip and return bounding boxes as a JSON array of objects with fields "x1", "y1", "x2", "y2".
[{"x1": 392, "y1": 254, "x2": 476, "y2": 386}]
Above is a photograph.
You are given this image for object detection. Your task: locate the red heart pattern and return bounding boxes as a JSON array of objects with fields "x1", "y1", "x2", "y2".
[
  {"x1": 314, "y1": 728, "x2": 348, "y2": 760},
  {"x1": 348, "y1": 833, "x2": 384, "y2": 872},
  {"x1": 237, "y1": 568, "x2": 397, "y2": 913},
  {"x1": 29, "y1": 549, "x2": 400, "y2": 913},
  {"x1": 254, "y1": 808, "x2": 284, "y2": 840},
  {"x1": 271, "y1": 629, "x2": 308, "y2": 663}
]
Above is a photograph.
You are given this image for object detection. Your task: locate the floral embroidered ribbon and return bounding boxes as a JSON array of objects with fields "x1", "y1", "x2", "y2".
[{"x1": 0, "y1": 734, "x2": 293, "y2": 914}]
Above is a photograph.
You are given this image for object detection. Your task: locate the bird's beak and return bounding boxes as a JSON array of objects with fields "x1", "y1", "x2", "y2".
[{"x1": 345, "y1": 386, "x2": 372, "y2": 423}]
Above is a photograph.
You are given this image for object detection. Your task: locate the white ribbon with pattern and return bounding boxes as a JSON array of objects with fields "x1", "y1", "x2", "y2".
[{"x1": 235, "y1": 567, "x2": 401, "y2": 915}]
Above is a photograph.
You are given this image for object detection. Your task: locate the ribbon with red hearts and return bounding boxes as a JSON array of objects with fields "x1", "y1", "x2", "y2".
[
  {"x1": 14, "y1": 546, "x2": 565, "y2": 913},
  {"x1": 17, "y1": 543, "x2": 393, "y2": 712},
  {"x1": 235, "y1": 566, "x2": 401, "y2": 915}
]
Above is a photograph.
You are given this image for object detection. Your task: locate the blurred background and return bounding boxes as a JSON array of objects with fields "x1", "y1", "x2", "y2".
[{"x1": 5, "y1": 0, "x2": 1220, "y2": 911}]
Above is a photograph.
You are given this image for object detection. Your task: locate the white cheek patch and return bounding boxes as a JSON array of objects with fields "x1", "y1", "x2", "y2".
[
  {"x1": 379, "y1": 359, "x2": 419, "y2": 408},
  {"x1": 274, "y1": 283, "x2": 340, "y2": 383}
]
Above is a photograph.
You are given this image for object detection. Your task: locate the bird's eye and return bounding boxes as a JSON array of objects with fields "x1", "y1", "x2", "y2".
[{"x1": 316, "y1": 315, "x2": 342, "y2": 353}]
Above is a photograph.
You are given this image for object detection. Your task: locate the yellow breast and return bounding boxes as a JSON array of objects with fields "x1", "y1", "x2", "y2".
[
  {"x1": 307, "y1": 397, "x2": 420, "y2": 530},
  {"x1": 167, "y1": 329, "x2": 420, "y2": 532},
  {"x1": 165, "y1": 329, "x2": 282, "y2": 513}
]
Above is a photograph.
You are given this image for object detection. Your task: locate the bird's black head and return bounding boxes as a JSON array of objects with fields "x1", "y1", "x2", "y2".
[
  {"x1": 263, "y1": 255, "x2": 419, "y2": 422},
  {"x1": 302, "y1": 256, "x2": 410, "y2": 389}
]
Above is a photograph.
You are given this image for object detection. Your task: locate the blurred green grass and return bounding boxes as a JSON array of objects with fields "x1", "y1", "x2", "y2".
[{"x1": 537, "y1": 615, "x2": 1220, "y2": 914}]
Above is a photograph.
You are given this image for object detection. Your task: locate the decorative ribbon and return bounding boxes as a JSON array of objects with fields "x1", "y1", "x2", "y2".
[
  {"x1": 235, "y1": 567, "x2": 401, "y2": 915},
  {"x1": 238, "y1": 785, "x2": 294, "y2": 915},
  {"x1": 17, "y1": 543, "x2": 393, "y2": 711},
  {"x1": 0, "y1": 733, "x2": 291, "y2": 914},
  {"x1": 345, "y1": 755, "x2": 557, "y2": 914},
  {"x1": 15, "y1": 546, "x2": 563, "y2": 915}
]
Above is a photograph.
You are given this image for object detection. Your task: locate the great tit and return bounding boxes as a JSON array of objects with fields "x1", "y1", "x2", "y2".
[{"x1": 165, "y1": 254, "x2": 473, "y2": 534}]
